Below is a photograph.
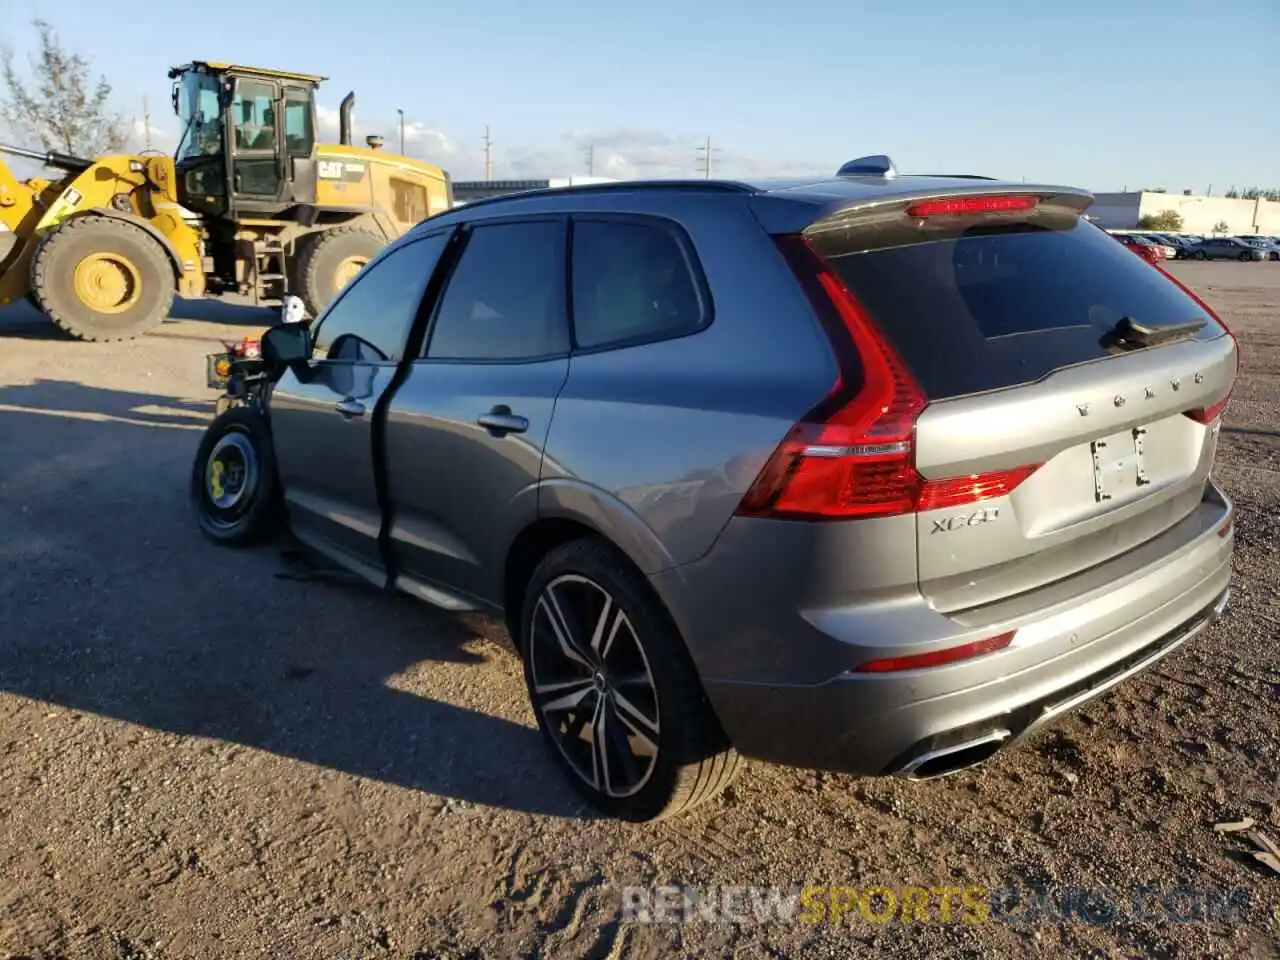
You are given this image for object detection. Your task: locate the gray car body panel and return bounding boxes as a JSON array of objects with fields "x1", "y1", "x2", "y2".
[{"x1": 263, "y1": 172, "x2": 1238, "y2": 780}]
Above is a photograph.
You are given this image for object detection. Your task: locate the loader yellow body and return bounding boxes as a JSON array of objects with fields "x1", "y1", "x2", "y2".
[{"x1": 0, "y1": 61, "x2": 452, "y2": 341}]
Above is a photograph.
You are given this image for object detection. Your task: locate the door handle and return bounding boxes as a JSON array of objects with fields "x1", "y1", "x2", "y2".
[
  {"x1": 335, "y1": 397, "x2": 366, "y2": 419},
  {"x1": 477, "y1": 406, "x2": 528, "y2": 436}
]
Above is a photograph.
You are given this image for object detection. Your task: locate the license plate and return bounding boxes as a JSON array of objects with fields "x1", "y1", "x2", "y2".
[{"x1": 1091, "y1": 427, "x2": 1151, "y2": 503}]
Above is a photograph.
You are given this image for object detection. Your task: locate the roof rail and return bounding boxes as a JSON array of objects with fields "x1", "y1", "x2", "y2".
[
  {"x1": 836, "y1": 155, "x2": 897, "y2": 178},
  {"x1": 434, "y1": 178, "x2": 758, "y2": 217},
  {"x1": 908, "y1": 173, "x2": 999, "y2": 181}
]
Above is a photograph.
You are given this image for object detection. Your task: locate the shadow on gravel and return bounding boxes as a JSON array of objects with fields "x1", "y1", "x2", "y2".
[
  {"x1": 0, "y1": 378, "x2": 212, "y2": 428},
  {"x1": 0, "y1": 379, "x2": 590, "y2": 820},
  {"x1": 0, "y1": 302, "x2": 68, "y2": 340},
  {"x1": 0, "y1": 297, "x2": 277, "y2": 342}
]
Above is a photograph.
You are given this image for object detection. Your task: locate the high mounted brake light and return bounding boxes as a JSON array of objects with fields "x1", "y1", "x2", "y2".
[
  {"x1": 905, "y1": 195, "x2": 1039, "y2": 218},
  {"x1": 735, "y1": 237, "x2": 1040, "y2": 521}
]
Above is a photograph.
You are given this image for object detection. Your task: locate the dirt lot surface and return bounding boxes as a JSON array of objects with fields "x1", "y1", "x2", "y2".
[{"x1": 0, "y1": 263, "x2": 1277, "y2": 959}]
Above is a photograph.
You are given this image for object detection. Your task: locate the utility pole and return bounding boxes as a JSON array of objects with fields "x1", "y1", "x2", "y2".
[
  {"x1": 142, "y1": 96, "x2": 152, "y2": 150},
  {"x1": 397, "y1": 109, "x2": 405, "y2": 154},
  {"x1": 585, "y1": 143, "x2": 595, "y2": 176},
  {"x1": 695, "y1": 135, "x2": 719, "y2": 179},
  {"x1": 482, "y1": 126, "x2": 493, "y2": 182}
]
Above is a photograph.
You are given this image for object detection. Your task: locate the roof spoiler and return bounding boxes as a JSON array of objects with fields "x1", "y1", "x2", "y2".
[{"x1": 752, "y1": 184, "x2": 1096, "y2": 237}]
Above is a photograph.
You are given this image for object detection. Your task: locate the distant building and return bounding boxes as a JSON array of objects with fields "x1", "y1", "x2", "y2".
[
  {"x1": 452, "y1": 176, "x2": 619, "y2": 206},
  {"x1": 1089, "y1": 191, "x2": 1280, "y2": 234}
]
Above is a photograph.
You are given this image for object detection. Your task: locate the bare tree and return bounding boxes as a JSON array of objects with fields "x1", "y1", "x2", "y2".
[{"x1": 0, "y1": 19, "x2": 128, "y2": 157}]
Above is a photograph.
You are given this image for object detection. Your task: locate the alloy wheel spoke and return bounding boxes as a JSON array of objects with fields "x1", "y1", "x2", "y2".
[
  {"x1": 535, "y1": 677, "x2": 596, "y2": 714},
  {"x1": 612, "y1": 689, "x2": 660, "y2": 740},
  {"x1": 589, "y1": 597, "x2": 627, "y2": 661},
  {"x1": 604, "y1": 698, "x2": 645, "y2": 782},
  {"x1": 589, "y1": 693, "x2": 611, "y2": 794},
  {"x1": 537, "y1": 590, "x2": 592, "y2": 668}
]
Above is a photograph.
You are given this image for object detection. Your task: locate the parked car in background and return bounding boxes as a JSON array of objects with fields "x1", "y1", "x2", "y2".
[
  {"x1": 1115, "y1": 233, "x2": 1166, "y2": 264},
  {"x1": 191, "y1": 164, "x2": 1238, "y2": 821},
  {"x1": 1244, "y1": 238, "x2": 1280, "y2": 261},
  {"x1": 1140, "y1": 234, "x2": 1196, "y2": 259},
  {"x1": 1186, "y1": 237, "x2": 1266, "y2": 261}
]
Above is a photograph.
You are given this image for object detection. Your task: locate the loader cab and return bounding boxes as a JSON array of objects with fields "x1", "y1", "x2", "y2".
[{"x1": 170, "y1": 61, "x2": 322, "y2": 220}]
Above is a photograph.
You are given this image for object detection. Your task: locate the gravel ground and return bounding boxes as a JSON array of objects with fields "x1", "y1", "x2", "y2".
[{"x1": 0, "y1": 263, "x2": 1277, "y2": 959}]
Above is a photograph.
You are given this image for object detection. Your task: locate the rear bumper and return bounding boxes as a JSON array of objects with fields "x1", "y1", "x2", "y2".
[{"x1": 653, "y1": 482, "x2": 1234, "y2": 777}]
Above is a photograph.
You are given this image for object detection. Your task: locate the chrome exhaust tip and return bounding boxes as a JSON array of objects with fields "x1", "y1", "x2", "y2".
[{"x1": 896, "y1": 729, "x2": 1011, "y2": 782}]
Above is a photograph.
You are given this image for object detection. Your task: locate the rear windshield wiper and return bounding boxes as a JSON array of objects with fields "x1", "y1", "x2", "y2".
[{"x1": 1104, "y1": 315, "x2": 1206, "y2": 350}]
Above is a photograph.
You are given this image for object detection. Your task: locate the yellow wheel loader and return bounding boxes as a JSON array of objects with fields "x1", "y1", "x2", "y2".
[{"x1": 0, "y1": 61, "x2": 453, "y2": 341}]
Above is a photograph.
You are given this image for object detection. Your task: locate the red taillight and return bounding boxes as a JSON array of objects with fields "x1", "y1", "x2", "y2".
[
  {"x1": 737, "y1": 237, "x2": 1039, "y2": 521},
  {"x1": 905, "y1": 195, "x2": 1038, "y2": 218},
  {"x1": 1159, "y1": 269, "x2": 1239, "y2": 369},
  {"x1": 1218, "y1": 519, "x2": 1232, "y2": 539},
  {"x1": 917, "y1": 466, "x2": 1043, "y2": 512},
  {"x1": 854, "y1": 631, "x2": 1016, "y2": 673},
  {"x1": 1157, "y1": 270, "x2": 1238, "y2": 422},
  {"x1": 1186, "y1": 397, "x2": 1230, "y2": 425}
]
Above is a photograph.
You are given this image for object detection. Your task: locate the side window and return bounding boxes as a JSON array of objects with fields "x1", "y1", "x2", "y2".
[
  {"x1": 424, "y1": 220, "x2": 566, "y2": 361},
  {"x1": 311, "y1": 232, "x2": 451, "y2": 363},
  {"x1": 232, "y1": 80, "x2": 277, "y2": 151},
  {"x1": 282, "y1": 91, "x2": 314, "y2": 158},
  {"x1": 570, "y1": 218, "x2": 707, "y2": 350}
]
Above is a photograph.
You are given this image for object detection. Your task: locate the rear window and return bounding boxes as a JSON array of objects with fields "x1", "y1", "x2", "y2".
[{"x1": 815, "y1": 218, "x2": 1227, "y2": 399}]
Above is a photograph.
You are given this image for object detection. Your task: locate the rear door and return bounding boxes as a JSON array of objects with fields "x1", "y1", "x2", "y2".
[
  {"x1": 382, "y1": 217, "x2": 571, "y2": 607},
  {"x1": 812, "y1": 202, "x2": 1236, "y2": 612},
  {"x1": 270, "y1": 230, "x2": 452, "y2": 581}
]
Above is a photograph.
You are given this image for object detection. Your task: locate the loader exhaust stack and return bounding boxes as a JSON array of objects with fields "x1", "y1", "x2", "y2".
[{"x1": 339, "y1": 93, "x2": 355, "y2": 146}]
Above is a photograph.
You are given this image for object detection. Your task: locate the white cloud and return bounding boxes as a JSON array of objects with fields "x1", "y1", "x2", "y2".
[
  {"x1": 314, "y1": 108, "x2": 826, "y2": 182},
  {"x1": 129, "y1": 118, "x2": 172, "y2": 152}
]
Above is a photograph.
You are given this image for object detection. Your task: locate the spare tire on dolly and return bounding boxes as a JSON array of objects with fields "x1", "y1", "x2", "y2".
[
  {"x1": 191, "y1": 406, "x2": 283, "y2": 546},
  {"x1": 30, "y1": 215, "x2": 175, "y2": 341}
]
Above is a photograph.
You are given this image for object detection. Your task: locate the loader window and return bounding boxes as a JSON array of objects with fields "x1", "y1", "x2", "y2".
[
  {"x1": 231, "y1": 79, "x2": 281, "y2": 197},
  {"x1": 283, "y1": 91, "x2": 314, "y2": 158},
  {"x1": 175, "y1": 72, "x2": 223, "y2": 161},
  {"x1": 233, "y1": 80, "x2": 278, "y2": 151}
]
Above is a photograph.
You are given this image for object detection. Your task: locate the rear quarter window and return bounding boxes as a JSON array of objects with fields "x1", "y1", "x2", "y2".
[
  {"x1": 817, "y1": 219, "x2": 1227, "y2": 399},
  {"x1": 570, "y1": 217, "x2": 709, "y2": 350}
]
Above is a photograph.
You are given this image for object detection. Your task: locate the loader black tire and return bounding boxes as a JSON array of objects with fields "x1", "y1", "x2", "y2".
[
  {"x1": 31, "y1": 215, "x2": 175, "y2": 342},
  {"x1": 295, "y1": 227, "x2": 384, "y2": 318}
]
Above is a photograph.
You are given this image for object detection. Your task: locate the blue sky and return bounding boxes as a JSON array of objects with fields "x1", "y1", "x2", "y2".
[{"x1": 2, "y1": 0, "x2": 1276, "y2": 189}]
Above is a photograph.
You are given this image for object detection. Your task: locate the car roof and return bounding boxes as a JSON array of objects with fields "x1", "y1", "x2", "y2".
[{"x1": 413, "y1": 171, "x2": 1092, "y2": 237}]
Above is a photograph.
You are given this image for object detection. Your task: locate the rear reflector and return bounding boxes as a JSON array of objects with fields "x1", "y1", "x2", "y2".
[
  {"x1": 854, "y1": 632, "x2": 1016, "y2": 673},
  {"x1": 1218, "y1": 520, "x2": 1232, "y2": 539},
  {"x1": 905, "y1": 195, "x2": 1038, "y2": 218},
  {"x1": 736, "y1": 237, "x2": 1039, "y2": 521}
]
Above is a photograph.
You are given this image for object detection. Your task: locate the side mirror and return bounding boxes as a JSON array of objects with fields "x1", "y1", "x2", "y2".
[{"x1": 261, "y1": 323, "x2": 311, "y2": 367}]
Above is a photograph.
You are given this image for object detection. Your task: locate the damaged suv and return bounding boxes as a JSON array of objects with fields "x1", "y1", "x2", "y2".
[{"x1": 193, "y1": 156, "x2": 1237, "y2": 822}]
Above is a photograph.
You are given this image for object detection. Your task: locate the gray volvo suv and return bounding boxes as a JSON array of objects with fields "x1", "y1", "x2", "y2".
[{"x1": 193, "y1": 157, "x2": 1238, "y2": 822}]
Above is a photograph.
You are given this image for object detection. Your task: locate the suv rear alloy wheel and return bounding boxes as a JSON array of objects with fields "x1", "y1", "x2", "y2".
[{"x1": 519, "y1": 539, "x2": 742, "y2": 822}]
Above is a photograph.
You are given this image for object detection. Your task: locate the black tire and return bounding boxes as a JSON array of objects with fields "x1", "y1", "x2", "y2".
[
  {"x1": 30, "y1": 215, "x2": 175, "y2": 341},
  {"x1": 1194, "y1": 250, "x2": 1208, "y2": 261},
  {"x1": 191, "y1": 406, "x2": 282, "y2": 546},
  {"x1": 518, "y1": 537, "x2": 743, "y2": 822},
  {"x1": 294, "y1": 226, "x2": 384, "y2": 318}
]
